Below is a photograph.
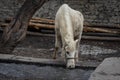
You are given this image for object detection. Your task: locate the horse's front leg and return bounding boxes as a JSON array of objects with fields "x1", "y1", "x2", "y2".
[{"x1": 53, "y1": 31, "x2": 61, "y2": 59}]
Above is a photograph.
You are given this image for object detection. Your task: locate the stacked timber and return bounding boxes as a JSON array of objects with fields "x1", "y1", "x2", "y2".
[{"x1": 0, "y1": 17, "x2": 120, "y2": 41}]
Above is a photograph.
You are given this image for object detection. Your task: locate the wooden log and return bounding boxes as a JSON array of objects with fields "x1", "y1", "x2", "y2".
[
  {"x1": 3, "y1": 17, "x2": 120, "y2": 34},
  {"x1": 27, "y1": 31, "x2": 55, "y2": 37},
  {"x1": 84, "y1": 26, "x2": 119, "y2": 34},
  {"x1": 29, "y1": 22, "x2": 54, "y2": 29},
  {"x1": 0, "y1": 28, "x2": 120, "y2": 41},
  {"x1": 1, "y1": 23, "x2": 120, "y2": 34},
  {"x1": 84, "y1": 23, "x2": 120, "y2": 29},
  {"x1": 30, "y1": 19, "x2": 54, "y2": 25},
  {"x1": 4, "y1": 17, "x2": 12, "y2": 23},
  {"x1": 31, "y1": 17, "x2": 54, "y2": 23},
  {"x1": 5, "y1": 17, "x2": 120, "y2": 29},
  {"x1": 5, "y1": 17, "x2": 55, "y2": 25},
  {"x1": 0, "y1": 23, "x2": 8, "y2": 27},
  {"x1": 0, "y1": 23, "x2": 54, "y2": 30}
]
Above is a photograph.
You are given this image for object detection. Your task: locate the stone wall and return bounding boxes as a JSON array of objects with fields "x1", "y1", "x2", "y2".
[{"x1": 0, "y1": 0, "x2": 119, "y2": 27}]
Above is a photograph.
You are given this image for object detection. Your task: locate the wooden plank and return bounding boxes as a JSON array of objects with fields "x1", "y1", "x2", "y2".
[
  {"x1": 1, "y1": 23, "x2": 120, "y2": 34},
  {"x1": 30, "y1": 19, "x2": 54, "y2": 25},
  {"x1": 84, "y1": 23, "x2": 120, "y2": 29},
  {"x1": 31, "y1": 17, "x2": 55, "y2": 24},
  {"x1": 5, "y1": 17, "x2": 120, "y2": 29},
  {"x1": 83, "y1": 32, "x2": 120, "y2": 37},
  {"x1": 29, "y1": 22, "x2": 54, "y2": 29},
  {"x1": 0, "y1": 54, "x2": 100, "y2": 68},
  {"x1": 82, "y1": 35, "x2": 120, "y2": 41},
  {"x1": 27, "y1": 31, "x2": 55, "y2": 37},
  {"x1": 3, "y1": 17, "x2": 120, "y2": 33},
  {"x1": 27, "y1": 31, "x2": 120, "y2": 41},
  {"x1": 0, "y1": 28, "x2": 120, "y2": 41},
  {"x1": 84, "y1": 26, "x2": 119, "y2": 34},
  {"x1": 5, "y1": 17, "x2": 55, "y2": 25}
]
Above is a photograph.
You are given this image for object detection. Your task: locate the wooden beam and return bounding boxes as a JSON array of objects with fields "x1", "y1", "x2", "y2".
[
  {"x1": 27, "y1": 31, "x2": 120, "y2": 41},
  {"x1": 84, "y1": 24, "x2": 120, "y2": 29},
  {"x1": 31, "y1": 17, "x2": 54, "y2": 24},
  {"x1": 82, "y1": 35, "x2": 120, "y2": 41},
  {"x1": 83, "y1": 32, "x2": 120, "y2": 37},
  {"x1": 2, "y1": 17, "x2": 120, "y2": 34},
  {"x1": 27, "y1": 31, "x2": 55, "y2": 37},
  {"x1": 84, "y1": 26, "x2": 119, "y2": 34},
  {"x1": 5, "y1": 17, "x2": 55, "y2": 25},
  {"x1": 5, "y1": 17, "x2": 120, "y2": 29},
  {"x1": 0, "y1": 54, "x2": 100, "y2": 68},
  {"x1": 1, "y1": 23, "x2": 120, "y2": 34},
  {"x1": 30, "y1": 19, "x2": 54, "y2": 25},
  {"x1": 0, "y1": 27, "x2": 120, "y2": 41},
  {"x1": 29, "y1": 22, "x2": 54, "y2": 29}
]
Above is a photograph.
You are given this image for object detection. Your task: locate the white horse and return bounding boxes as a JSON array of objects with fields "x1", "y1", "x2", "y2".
[{"x1": 53, "y1": 4, "x2": 84, "y2": 68}]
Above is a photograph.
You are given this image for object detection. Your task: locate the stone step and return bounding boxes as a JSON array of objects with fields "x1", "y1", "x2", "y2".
[{"x1": 0, "y1": 54, "x2": 100, "y2": 68}]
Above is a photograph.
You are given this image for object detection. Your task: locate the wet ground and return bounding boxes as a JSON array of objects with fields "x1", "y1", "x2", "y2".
[
  {"x1": 0, "y1": 32, "x2": 120, "y2": 80},
  {"x1": 0, "y1": 63, "x2": 93, "y2": 80}
]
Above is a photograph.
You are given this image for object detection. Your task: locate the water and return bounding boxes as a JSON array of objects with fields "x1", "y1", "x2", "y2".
[{"x1": 0, "y1": 63, "x2": 93, "y2": 80}]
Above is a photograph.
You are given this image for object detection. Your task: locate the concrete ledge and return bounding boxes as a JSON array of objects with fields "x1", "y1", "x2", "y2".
[
  {"x1": 0, "y1": 54, "x2": 100, "y2": 68},
  {"x1": 89, "y1": 57, "x2": 120, "y2": 80}
]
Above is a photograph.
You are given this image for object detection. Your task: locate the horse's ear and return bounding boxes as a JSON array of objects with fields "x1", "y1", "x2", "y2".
[
  {"x1": 75, "y1": 39, "x2": 79, "y2": 44},
  {"x1": 75, "y1": 39, "x2": 79, "y2": 49},
  {"x1": 65, "y1": 46, "x2": 69, "y2": 51}
]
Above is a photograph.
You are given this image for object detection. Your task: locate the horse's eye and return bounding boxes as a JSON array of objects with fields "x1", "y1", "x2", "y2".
[{"x1": 66, "y1": 51, "x2": 69, "y2": 55}]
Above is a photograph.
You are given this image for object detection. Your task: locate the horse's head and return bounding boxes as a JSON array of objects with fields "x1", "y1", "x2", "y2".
[{"x1": 64, "y1": 39, "x2": 78, "y2": 68}]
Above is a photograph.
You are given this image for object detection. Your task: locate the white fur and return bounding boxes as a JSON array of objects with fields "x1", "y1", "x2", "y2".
[{"x1": 54, "y1": 4, "x2": 84, "y2": 68}]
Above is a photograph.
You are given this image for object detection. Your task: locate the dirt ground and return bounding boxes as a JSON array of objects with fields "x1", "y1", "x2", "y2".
[
  {"x1": 0, "y1": 32, "x2": 120, "y2": 80},
  {"x1": 0, "y1": 31, "x2": 120, "y2": 61},
  {"x1": 12, "y1": 34, "x2": 120, "y2": 61}
]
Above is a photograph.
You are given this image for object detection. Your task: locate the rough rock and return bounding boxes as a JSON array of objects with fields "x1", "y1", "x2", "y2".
[{"x1": 89, "y1": 57, "x2": 120, "y2": 80}]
